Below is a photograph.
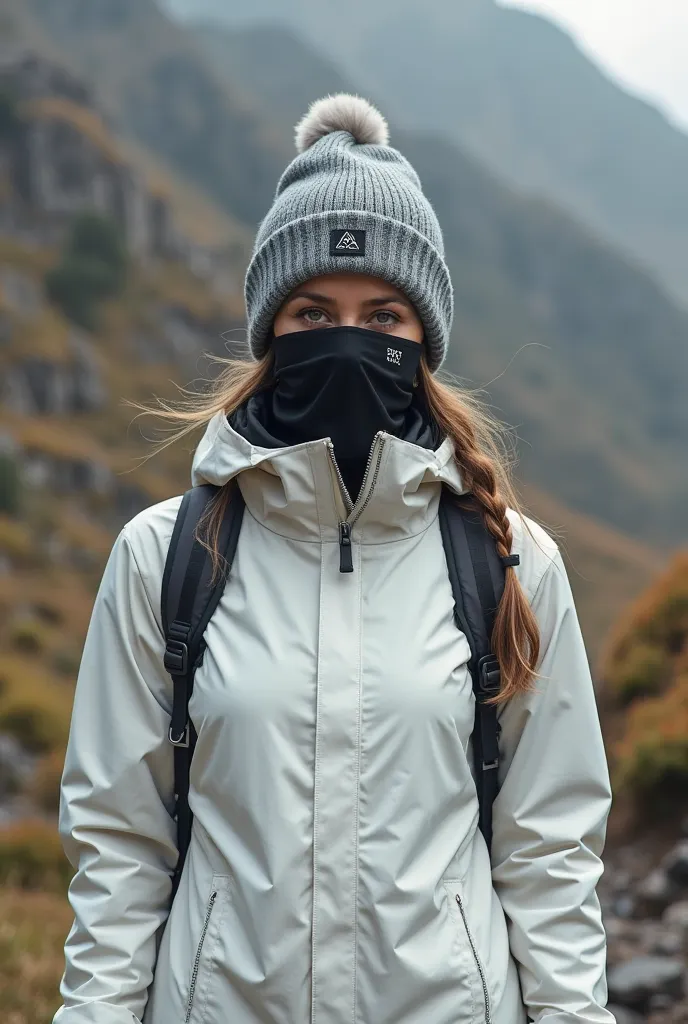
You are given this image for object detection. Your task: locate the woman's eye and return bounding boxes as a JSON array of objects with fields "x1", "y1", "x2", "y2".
[
  {"x1": 373, "y1": 311, "x2": 399, "y2": 326},
  {"x1": 300, "y1": 308, "x2": 325, "y2": 323}
]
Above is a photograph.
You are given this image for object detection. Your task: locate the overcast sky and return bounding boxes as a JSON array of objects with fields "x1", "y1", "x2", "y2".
[{"x1": 500, "y1": 0, "x2": 688, "y2": 131}]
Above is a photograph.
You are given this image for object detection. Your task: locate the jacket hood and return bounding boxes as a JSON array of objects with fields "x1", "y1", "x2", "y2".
[{"x1": 191, "y1": 411, "x2": 468, "y2": 544}]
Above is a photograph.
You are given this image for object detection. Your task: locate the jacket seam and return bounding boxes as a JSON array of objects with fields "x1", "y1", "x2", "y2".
[
  {"x1": 356, "y1": 504, "x2": 441, "y2": 547},
  {"x1": 352, "y1": 551, "x2": 364, "y2": 1024},
  {"x1": 241, "y1": 501, "x2": 323, "y2": 542},
  {"x1": 197, "y1": 882, "x2": 231, "y2": 1024},
  {"x1": 238, "y1": 467, "x2": 442, "y2": 544},
  {"x1": 310, "y1": 519, "x2": 327, "y2": 1024},
  {"x1": 238, "y1": 504, "x2": 438, "y2": 544},
  {"x1": 121, "y1": 527, "x2": 165, "y2": 639},
  {"x1": 456, "y1": 890, "x2": 477, "y2": 1021},
  {"x1": 306, "y1": 445, "x2": 326, "y2": 539},
  {"x1": 528, "y1": 547, "x2": 562, "y2": 607}
]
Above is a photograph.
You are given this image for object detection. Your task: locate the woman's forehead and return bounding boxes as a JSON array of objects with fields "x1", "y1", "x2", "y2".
[{"x1": 287, "y1": 272, "x2": 410, "y2": 302}]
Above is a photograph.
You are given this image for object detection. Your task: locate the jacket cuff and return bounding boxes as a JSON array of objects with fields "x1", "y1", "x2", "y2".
[{"x1": 53, "y1": 1004, "x2": 142, "y2": 1024}]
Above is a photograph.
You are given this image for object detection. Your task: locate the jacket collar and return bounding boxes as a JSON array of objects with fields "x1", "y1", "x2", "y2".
[{"x1": 191, "y1": 412, "x2": 469, "y2": 543}]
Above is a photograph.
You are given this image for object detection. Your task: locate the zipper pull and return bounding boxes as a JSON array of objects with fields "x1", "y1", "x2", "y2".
[{"x1": 339, "y1": 522, "x2": 354, "y2": 573}]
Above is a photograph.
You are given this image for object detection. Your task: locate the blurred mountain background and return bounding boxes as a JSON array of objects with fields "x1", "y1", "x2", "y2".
[
  {"x1": 166, "y1": 0, "x2": 688, "y2": 308},
  {"x1": 0, "y1": 0, "x2": 686, "y2": 1020}
]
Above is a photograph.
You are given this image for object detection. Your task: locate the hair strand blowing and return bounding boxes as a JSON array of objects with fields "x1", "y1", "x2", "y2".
[{"x1": 421, "y1": 359, "x2": 541, "y2": 706}]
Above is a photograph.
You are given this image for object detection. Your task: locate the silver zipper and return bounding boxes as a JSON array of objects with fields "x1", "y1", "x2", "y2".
[
  {"x1": 348, "y1": 435, "x2": 386, "y2": 529},
  {"x1": 455, "y1": 894, "x2": 491, "y2": 1024},
  {"x1": 185, "y1": 889, "x2": 218, "y2": 1023},
  {"x1": 327, "y1": 433, "x2": 386, "y2": 573},
  {"x1": 327, "y1": 440, "x2": 354, "y2": 514},
  {"x1": 326, "y1": 430, "x2": 386, "y2": 523}
]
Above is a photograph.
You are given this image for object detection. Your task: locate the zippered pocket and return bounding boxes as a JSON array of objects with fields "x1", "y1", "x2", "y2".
[
  {"x1": 444, "y1": 880, "x2": 492, "y2": 1024},
  {"x1": 184, "y1": 874, "x2": 231, "y2": 1023}
]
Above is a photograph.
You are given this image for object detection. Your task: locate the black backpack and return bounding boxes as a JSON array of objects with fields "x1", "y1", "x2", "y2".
[{"x1": 162, "y1": 482, "x2": 515, "y2": 898}]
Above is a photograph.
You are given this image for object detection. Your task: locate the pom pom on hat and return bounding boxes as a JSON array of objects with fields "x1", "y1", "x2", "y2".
[{"x1": 294, "y1": 93, "x2": 389, "y2": 153}]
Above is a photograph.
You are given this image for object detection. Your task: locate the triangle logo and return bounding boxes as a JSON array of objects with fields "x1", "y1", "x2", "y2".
[
  {"x1": 330, "y1": 228, "x2": 366, "y2": 257},
  {"x1": 335, "y1": 231, "x2": 360, "y2": 250}
]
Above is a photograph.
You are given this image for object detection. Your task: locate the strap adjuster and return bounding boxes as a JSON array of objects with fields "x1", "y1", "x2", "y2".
[
  {"x1": 164, "y1": 639, "x2": 189, "y2": 676},
  {"x1": 169, "y1": 722, "x2": 190, "y2": 748},
  {"x1": 477, "y1": 653, "x2": 501, "y2": 697}
]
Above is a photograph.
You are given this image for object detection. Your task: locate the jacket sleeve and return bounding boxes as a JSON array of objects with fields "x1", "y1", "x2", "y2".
[
  {"x1": 53, "y1": 525, "x2": 178, "y2": 1024},
  {"x1": 490, "y1": 546, "x2": 615, "y2": 1024}
]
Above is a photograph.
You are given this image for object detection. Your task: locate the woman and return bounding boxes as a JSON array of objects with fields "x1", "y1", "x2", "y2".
[{"x1": 54, "y1": 95, "x2": 615, "y2": 1024}]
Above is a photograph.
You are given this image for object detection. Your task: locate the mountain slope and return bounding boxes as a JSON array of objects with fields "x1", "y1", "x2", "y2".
[
  {"x1": 167, "y1": 0, "x2": 688, "y2": 306},
  {"x1": 194, "y1": 21, "x2": 688, "y2": 548},
  {"x1": 0, "y1": 0, "x2": 250, "y2": 250},
  {"x1": 13, "y1": 0, "x2": 688, "y2": 547},
  {"x1": 22, "y1": 0, "x2": 289, "y2": 227}
]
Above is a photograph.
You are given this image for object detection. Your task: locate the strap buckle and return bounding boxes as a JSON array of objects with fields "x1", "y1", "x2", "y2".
[
  {"x1": 477, "y1": 653, "x2": 501, "y2": 698},
  {"x1": 164, "y1": 639, "x2": 189, "y2": 676},
  {"x1": 168, "y1": 722, "x2": 190, "y2": 748}
]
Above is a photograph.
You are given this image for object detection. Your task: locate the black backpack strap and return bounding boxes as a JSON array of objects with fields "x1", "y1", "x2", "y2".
[
  {"x1": 161, "y1": 482, "x2": 245, "y2": 897},
  {"x1": 439, "y1": 489, "x2": 508, "y2": 855}
]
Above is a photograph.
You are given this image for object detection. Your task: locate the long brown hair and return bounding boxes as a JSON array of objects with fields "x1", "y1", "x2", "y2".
[{"x1": 140, "y1": 349, "x2": 543, "y2": 706}]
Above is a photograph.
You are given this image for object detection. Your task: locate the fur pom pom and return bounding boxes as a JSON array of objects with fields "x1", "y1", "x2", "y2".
[{"x1": 294, "y1": 93, "x2": 389, "y2": 153}]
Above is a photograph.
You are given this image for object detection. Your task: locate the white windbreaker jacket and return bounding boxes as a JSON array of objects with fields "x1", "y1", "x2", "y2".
[{"x1": 54, "y1": 412, "x2": 615, "y2": 1024}]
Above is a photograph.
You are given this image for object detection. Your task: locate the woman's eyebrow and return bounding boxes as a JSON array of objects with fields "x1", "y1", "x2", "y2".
[
  {"x1": 288, "y1": 290, "x2": 335, "y2": 304},
  {"x1": 363, "y1": 295, "x2": 414, "y2": 309},
  {"x1": 287, "y1": 290, "x2": 413, "y2": 309}
]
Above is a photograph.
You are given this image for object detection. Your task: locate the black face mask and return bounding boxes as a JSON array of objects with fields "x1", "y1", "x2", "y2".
[{"x1": 270, "y1": 325, "x2": 423, "y2": 462}]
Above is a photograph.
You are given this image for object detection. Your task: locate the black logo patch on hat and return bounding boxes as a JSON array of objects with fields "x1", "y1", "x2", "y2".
[{"x1": 330, "y1": 229, "x2": 366, "y2": 257}]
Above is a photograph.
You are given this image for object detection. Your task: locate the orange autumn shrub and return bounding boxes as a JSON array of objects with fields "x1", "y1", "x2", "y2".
[
  {"x1": 613, "y1": 673, "x2": 688, "y2": 808},
  {"x1": 601, "y1": 551, "x2": 688, "y2": 686},
  {"x1": 602, "y1": 551, "x2": 688, "y2": 811},
  {"x1": 604, "y1": 640, "x2": 669, "y2": 705}
]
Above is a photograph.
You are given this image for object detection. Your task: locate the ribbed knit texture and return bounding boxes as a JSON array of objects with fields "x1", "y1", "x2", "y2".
[{"x1": 244, "y1": 128, "x2": 453, "y2": 372}]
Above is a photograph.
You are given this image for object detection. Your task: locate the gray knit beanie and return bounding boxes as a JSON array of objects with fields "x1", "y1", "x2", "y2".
[{"x1": 244, "y1": 94, "x2": 453, "y2": 372}]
